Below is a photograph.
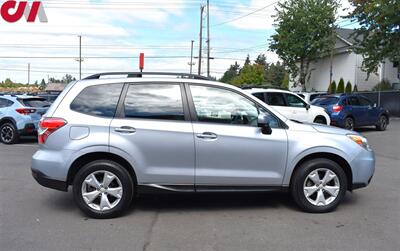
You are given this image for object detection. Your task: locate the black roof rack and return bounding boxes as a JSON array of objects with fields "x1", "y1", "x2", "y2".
[{"x1": 83, "y1": 72, "x2": 210, "y2": 80}]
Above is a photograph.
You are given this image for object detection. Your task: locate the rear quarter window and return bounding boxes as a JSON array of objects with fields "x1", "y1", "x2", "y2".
[{"x1": 70, "y1": 83, "x2": 123, "y2": 117}]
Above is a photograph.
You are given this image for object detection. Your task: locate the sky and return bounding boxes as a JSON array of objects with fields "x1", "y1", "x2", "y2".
[{"x1": 0, "y1": 0, "x2": 354, "y2": 84}]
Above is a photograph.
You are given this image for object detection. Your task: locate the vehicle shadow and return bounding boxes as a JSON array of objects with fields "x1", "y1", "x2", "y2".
[{"x1": 130, "y1": 192, "x2": 298, "y2": 213}]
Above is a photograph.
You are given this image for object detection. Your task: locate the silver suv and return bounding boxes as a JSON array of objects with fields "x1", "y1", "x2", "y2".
[{"x1": 31, "y1": 73, "x2": 375, "y2": 218}]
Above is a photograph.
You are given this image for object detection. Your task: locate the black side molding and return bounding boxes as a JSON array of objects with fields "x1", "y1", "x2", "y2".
[{"x1": 32, "y1": 169, "x2": 68, "y2": 192}]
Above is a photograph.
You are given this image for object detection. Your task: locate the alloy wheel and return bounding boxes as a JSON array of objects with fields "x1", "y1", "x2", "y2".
[
  {"x1": 1, "y1": 125, "x2": 14, "y2": 143},
  {"x1": 303, "y1": 168, "x2": 340, "y2": 207},
  {"x1": 345, "y1": 118, "x2": 354, "y2": 130},
  {"x1": 380, "y1": 116, "x2": 387, "y2": 130},
  {"x1": 81, "y1": 170, "x2": 123, "y2": 212}
]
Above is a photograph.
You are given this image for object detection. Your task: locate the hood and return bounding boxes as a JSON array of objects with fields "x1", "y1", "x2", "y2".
[
  {"x1": 312, "y1": 123, "x2": 356, "y2": 135},
  {"x1": 286, "y1": 120, "x2": 355, "y2": 136}
]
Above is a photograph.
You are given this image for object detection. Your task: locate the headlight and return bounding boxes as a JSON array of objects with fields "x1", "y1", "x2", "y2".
[{"x1": 347, "y1": 134, "x2": 372, "y2": 151}]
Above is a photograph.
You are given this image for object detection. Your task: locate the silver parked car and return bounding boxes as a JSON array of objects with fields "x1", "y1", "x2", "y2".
[{"x1": 32, "y1": 72, "x2": 375, "y2": 218}]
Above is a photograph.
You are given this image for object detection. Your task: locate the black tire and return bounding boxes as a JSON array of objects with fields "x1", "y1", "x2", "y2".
[
  {"x1": 291, "y1": 158, "x2": 347, "y2": 213},
  {"x1": 73, "y1": 160, "x2": 134, "y2": 219},
  {"x1": 0, "y1": 122, "x2": 19, "y2": 144},
  {"x1": 376, "y1": 115, "x2": 388, "y2": 131},
  {"x1": 314, "y1": 117, "x2": 327, "y2": 125},
  {"x1": 344, "y1": 117, "x2": 355, "y2": 131}
]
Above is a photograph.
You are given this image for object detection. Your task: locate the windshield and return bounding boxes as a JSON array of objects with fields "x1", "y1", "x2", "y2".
[
  {"x1": 312, "y1": 97, "x2": 339, "y2": 106},
  {"x1": 19, "y1": 98, "x2": 50, "y2": 108}
]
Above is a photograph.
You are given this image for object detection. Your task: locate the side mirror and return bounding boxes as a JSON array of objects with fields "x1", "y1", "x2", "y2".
[
  {"x1": 258, "y1": 114, "x2": 272, "y2": 135},
  {"x1": 306, "y1": 104, "x2": 311, "y2": 110}
]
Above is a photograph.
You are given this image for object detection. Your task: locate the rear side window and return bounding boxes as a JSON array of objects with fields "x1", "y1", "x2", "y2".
[
  {"x1": 266, "y1": 93, "x2": 286, "y2": 106},
  {"x1": 70, "y1": 84, "x2": 123, "y2": 117},
  {"x1": 19, "y1": 98, "x2": 50, "y2": 108},
  {"x1": 252, "y1": 92, "x2": 265, "y2": 102},
  {"x1": 312, "y1": 97, "x2": 339, "y2": 105},
  {"x1": 348, "y1": 96, "x2": 361, "y2": 106},
  {"x1": 0, "y1": 98, "x2": 13, "y2": 108},
  {"x1": 123, "y1": 84, "x2": 185, "y2": 121}
]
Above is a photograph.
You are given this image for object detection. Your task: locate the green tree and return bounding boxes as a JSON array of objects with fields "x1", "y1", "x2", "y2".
[
  {"x1": 348, "y1": 0, "x2": 400, "y2": 76},
  {"x1": 281, "y1": 72, "x2": 290, "y2": 90},
  {"x1": 255, "y1": 54, "x2": 268, "y2": 68},
  {"x1": 328, "y1": 80, "x2": 337, "y2": 94},
  {"x1": 270, "y1": 0, "x2": 338, "y2": 91},
  {"x1": 337, "y1": 78, "x2": 345, "y2": 93},
  {"x1": 4, "y1": 78, "x2": 13, "y2": 85},
  {"x1": 219, "y1": 62, "x2": 241, "y2": 84},
  {"x1": 39, "y1": 79, "x2": 47, "y2": 90},
  {"x1": 265, "y1": 62, "x2": 286, "y2": 87},
  {"x1": 372, "y1": 80, "x2": 392, "y2": 91},
  {"x1": 62, "y1": 74, "x2": 76, "y2": 83},
  {"x1": 353, "y1": 84, "x2": 358, "y2": 92},
  {"x1": 232, "y1": 64, "x2": 265, "y2": 86},
  {"x1": 244, "y1": 54, "x2": 251, "y2": 66},
  {"x1": 345, "y1": 81, "x2": 352, "y2": 93}
]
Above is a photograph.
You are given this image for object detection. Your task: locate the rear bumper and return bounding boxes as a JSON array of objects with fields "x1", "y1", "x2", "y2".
[
  {"x1": 32, "y1": 169, "x2": 68, "y2": 192},
  {"x1": 18, "y1": 123, "x2": 37, "y2": 136}
]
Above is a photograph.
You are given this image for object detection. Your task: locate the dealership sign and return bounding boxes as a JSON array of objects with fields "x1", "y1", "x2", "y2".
[{"x1": 1, "y1": 1, "x2": 47, "y2": 23}]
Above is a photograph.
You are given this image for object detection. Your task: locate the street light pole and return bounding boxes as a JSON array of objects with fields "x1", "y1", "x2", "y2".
[
  {"x1": 198, "y1": 5, "x2": 205, "y2": 75},
  {"x1": 207, "y1": 0, "x2": 210, "y2": 78},
  {"x1": 79, "y1": 35, "x2": 82, "y2": 80},
  {"x1": 189, "y1": 40, "x2": 194, "y2": 74}
]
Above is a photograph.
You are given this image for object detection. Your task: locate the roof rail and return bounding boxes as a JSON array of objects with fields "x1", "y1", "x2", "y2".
[{"x1": 83, "y1": 72, "x2": 211, "y2": 81}]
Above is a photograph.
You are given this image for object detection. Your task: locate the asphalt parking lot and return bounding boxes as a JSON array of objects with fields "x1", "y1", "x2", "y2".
[{"x1": 1, "y1": 120, "x2": 399, "y2": 251}]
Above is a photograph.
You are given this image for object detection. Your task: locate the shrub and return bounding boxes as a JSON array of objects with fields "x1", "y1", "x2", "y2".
[
  {"x1": 328, "y1": 80, "x2": 337, "y2": 94},
  {"x1": 337, "y1": 78, "x2": 345, "y2": 93},
  {"x1": 353, "y1": 84, "x2": 358, "y2": 92},
  {"x1": 345, "y1": 81, "x2": 352, "y2": 93}
]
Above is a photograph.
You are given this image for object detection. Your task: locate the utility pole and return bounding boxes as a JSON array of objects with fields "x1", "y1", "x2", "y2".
[
  {"x1": 189, "y1": 40, "x2": 195, "y2": 74},
  {"x1": 27, "y1": 63, "x2": 30, "y2": 85},
  {"x1": 198, "y1": 5, "x2": 205, "y2": 75},
  {"x1": 206, "y1": 0, "x2": 210, "y2": 78},
  {"x1": 329, "y1": 29, "x2": 334, "y2": 87},
  {"x1": 78, "y1": 35, "x2": 82, "y2": 80}
]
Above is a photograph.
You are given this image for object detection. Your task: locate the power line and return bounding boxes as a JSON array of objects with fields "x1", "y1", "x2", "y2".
[{"x1": 211, "y1": 1, "x2": 278, "y2": 27}]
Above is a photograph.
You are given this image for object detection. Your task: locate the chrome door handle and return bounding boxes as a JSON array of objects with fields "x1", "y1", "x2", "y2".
[
  {"x1": 196, "y1": 132, "x2": 218, "y2": 140},
  {"x1": 115, "y1": 126, "x2": 136, "y2": 134}
]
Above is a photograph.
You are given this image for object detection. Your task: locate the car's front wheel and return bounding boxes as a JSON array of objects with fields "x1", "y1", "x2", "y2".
[
  {"x1": 376, "y1": 115, "x2": 388, "y2": 131},
  {"x1": 73, "y1": 160, "x2": 134, "y2": 219},
  {"x1": 0, "y1": 122, "x2": 19, "y2": 144},
  {"x1": 291, "y1": 158, "x2": 347, "y2": 213}
]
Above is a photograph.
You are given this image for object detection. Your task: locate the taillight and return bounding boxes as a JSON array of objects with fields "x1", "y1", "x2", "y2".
[
  {"x1": 332, "y1": 105, "x2": 343, "y2": 113},
  {"x1": 16, "y1": 108, "x2": 36, "y2": 115},
  {"x1": 38, "y1": 118, "x2": 67, "y2": 144}
]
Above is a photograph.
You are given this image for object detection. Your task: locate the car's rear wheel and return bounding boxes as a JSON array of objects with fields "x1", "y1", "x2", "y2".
[
  {"x1": 73, "y1": 160, "x2": 134, "y2": 219},
  {"x1": 344, "y1": 117, "x2": 355, "y2": 131},
  {"x1": 376, "y1": 115, "x2": 388, "y2": 131},
  {"x1": 0, "y1": 122, "x2": 19, "y2": 144},
  {"x1": 291, "y1": 158, "x2": 347, "y2": 213}
]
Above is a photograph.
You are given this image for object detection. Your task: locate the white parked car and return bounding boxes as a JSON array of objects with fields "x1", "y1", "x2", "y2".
[{"x1": 246, "y1": 88, "x2": 331, "y2": 125}]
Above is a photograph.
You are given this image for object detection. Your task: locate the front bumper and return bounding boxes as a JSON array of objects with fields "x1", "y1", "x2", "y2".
[
  {"x1": 349, "y1": 148, "x2": 375, "y2": 190},
  {"x1": 32, "y1": 169, "x2": 68, "y2": 192}
]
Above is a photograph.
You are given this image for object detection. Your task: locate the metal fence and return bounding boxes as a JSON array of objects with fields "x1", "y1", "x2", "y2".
[{"x1": 357, "y1": 91, "x2": 400, "y2": 117}]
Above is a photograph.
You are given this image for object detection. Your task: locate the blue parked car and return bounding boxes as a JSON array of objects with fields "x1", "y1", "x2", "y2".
[
  {"x1": 0, "y1": 95, "x2": 50, "y2": 144},
  {"x1": 312, "y1": 94, "x2": 389, "y2": 131}
]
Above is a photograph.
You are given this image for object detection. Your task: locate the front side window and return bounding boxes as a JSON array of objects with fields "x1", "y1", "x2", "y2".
[
  {"x1": 123, "y1": 84, "x2": 185, "y2": 121},
  {"x1": 265, "y1": 93, "x2": 286, "y2": 106},
  {"x1": 359, "y1": 97, "x2": 372, "y2": 106},
  {"x1": 70, "y1": 83, "x2": 123, "y2": 117},
  {"x1": 286, "y1": 94, "x2": 306, "y2": 108},
  {"x1": 190, "y1": 85, "x2": 259, "y2": 126}
]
